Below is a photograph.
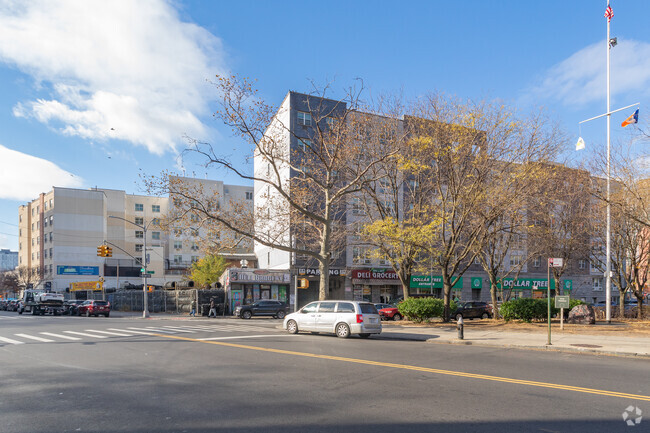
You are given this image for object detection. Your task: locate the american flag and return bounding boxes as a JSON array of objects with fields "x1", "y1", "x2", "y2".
[{"x1": 604, "y1": 5, "x2": 614, "y2": 22}]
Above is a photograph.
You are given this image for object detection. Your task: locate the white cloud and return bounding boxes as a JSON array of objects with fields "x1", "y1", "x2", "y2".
[
  {"x1": 0, "y1": 0, "x2": 225, "y2": 155},
  {"x1": 523, "y1": 39, "x2": 650, "y2": 107},
  {"x1": 0, "y1": 144, "x2": 83, "y2": 200}
]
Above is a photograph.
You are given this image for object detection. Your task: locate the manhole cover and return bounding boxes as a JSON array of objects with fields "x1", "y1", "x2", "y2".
[{"x1": 570, "y1": 344, "x2": 603, "y2": 348}]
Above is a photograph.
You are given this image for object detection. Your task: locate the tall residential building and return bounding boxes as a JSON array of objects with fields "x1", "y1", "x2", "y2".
[
  {"x1": 255, "y1": 91, "x2": 602, "y2": 307},
  {"x1": 18, "y1": 178, "x2": 254, "y2": 293},
  {"x1": 0, "y1": 249, "x2": 18, "y2": 271}
]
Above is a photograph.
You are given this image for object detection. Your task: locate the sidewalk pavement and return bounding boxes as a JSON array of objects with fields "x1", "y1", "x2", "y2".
[
  {"x1": 108, "y1": 312, "x2": 649, "y2": 358},
  {"x1": 379, "y1": 323, "x2": 650, "y2": 358}
]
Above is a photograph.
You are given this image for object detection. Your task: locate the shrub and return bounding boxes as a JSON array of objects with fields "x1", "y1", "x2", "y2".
[
  {"x1": 500, "y1": 298, "x2": 552, "y2": 323},
  {"x1": 398, "y1": 297, "x2": 457, "y2": 322}
]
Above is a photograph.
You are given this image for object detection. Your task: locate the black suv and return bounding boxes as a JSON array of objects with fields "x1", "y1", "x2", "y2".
[
  {"x1": 235, "y1": 300, "x2": 289, "y2": 319},
  {"x1": 453, "y1": 301, "x2": 492, "y2": 320}
]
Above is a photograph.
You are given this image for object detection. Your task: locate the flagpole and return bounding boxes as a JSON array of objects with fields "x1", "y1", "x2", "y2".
[{"x1": 605, "y1": 0, "x2": 612, "y2": 324}]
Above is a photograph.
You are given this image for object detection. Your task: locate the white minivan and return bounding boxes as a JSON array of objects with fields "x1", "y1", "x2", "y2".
[{"x1": 283, "y1": 300, "x2": 382, "y2": 338}]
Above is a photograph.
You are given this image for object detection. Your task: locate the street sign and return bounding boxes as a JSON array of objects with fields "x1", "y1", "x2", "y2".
[
  {"x1": 555, "y1": 295, "x2": 570, "y2": 309},
  {"x1": 548, "y1": 258, "x2": 563, "y2": 268},
  {"x1": 147, "y1": 270, "x2": 155, "y2": 274}
]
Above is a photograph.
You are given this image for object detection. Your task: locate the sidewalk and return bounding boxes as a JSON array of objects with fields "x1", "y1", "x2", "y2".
[{"x1": 379, "y1": 323, "x2": 650, "y2": 358}]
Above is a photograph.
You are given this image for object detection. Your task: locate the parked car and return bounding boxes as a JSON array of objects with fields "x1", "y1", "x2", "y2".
[
  {"x1": 6, "y1": 300, "x2": 19, "y2": 312},
  {"x1": 77, "y1": 300, "x2": 111, "y2": 317},
  {"x1": 283, "y1": 300, "x2": 382, "y2": 338},
  {"x1": 374, "y1": 303, "x2": 403, "y2": 321},
  {"x1": 63, "y1": 300, "x2": 85, "y2": 316},
  {"x1": 235, "y1": 300, "x2": 289, "y2": 319},
  {"x1": 453, "y1": 301, "x2": 492, "y2": 320}
]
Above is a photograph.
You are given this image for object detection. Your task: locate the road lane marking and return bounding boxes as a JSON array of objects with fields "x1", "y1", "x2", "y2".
[
  {"x1": 85, "y1": 330, "x2": 132, "y2": 337},
  {"x1": 14, "y1": 333, "x2": 54, "y2": 342},
  {"x1": 0, "y1": 336, "x2": 25, "y2": 344},
  {"x1": 155, "y1": 333, "x2": 650, "y2": 402},
  {"x1": 63, "y1": 331, "x2": 107, "y2": 339},
  {"x1": 139, "y1": 327, "x2": 178, "y2": 334},
  {"x1": 108, "y1": 328, "x2": 154, "y2": 336},
  {"x1": 199, "y1": 334, "x2": 289, "y2": 341},
  {"x1": 40, "y1": 332, "x2": 81, "y2": 341}
]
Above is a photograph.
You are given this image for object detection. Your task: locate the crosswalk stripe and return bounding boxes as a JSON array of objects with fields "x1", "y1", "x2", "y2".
[
  {"x1": 15, "y1": 333, "x2": 54, "y2": 342},
  {"x1": 0, "y1": 336, "x2": 25, "y2": 344},
  {"x1": 85, "y1": 329, "x2": 132, "y2": 337},
  {"x1": 155, "y1": 326, "x2": 195, "y2": 333},
  {"x1": 134, "y1": 327, "x2": 176, "y2": 334},
  {"x1": 64, "y1": 331, "x2": 107, "y2": 339},
  {"x1": 40, "y1": 332, "x2": 81, "y2": 341},
  {"x1": 108, "y1": 328, "x2": 154, "y2": 336}
]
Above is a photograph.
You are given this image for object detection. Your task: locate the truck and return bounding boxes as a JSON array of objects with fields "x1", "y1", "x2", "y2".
[{"x1": 18, "y1": 290, "x2": 65, "y2": 316}]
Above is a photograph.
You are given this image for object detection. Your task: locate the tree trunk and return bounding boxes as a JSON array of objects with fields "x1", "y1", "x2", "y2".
[
  {"x1": 318, "y1": 258, "x2": 329, "y2": 301},
  {"x1": 636, "y1": 293, "x2": 644, "y2": 319},
  {"x1": 489, "y1": 275, "x2": 499, "y2": 319},
  {"x1": 442, "y1": 282, "x2": 451, "y2": 322},
  {"x1": 618, "y1": 292, "x2": 625, "y2": 318}
]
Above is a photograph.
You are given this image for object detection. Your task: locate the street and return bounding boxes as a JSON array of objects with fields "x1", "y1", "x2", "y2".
[{"x1": 0, "y1": 311, "x2": 648, "y2": 433}]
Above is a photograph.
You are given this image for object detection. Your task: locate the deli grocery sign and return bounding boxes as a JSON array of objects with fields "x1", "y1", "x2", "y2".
[{"x1": 352, "y1": 269, "x2": 399, "y2": 280}]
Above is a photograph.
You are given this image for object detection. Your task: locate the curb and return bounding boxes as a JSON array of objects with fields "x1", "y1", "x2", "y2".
[{"x1": 424, "y1": 338, "x2": 650, "y2": 359}]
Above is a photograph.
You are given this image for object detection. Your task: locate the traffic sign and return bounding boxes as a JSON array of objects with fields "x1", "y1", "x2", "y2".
[
  {"x1": 548, "y1": 258, "x2": 564, "y2": 268},
  {"x1": 555, "y1": 295, "x2": 570, "y2": 309}
]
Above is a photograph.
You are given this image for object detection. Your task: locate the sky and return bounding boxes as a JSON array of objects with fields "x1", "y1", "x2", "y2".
[{"x1": 1, "y1": 0, "x2": 649, "y2": 251}]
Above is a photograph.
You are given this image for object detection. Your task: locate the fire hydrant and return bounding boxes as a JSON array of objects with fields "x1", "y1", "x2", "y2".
[{"x1": 457, "y1": 316, "x2": 464, "y2": 340}]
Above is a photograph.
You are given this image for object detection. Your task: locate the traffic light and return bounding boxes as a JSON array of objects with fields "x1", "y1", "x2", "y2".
[
  {"x1": 105, "y1": 246, "x2": 113, "y2": 257},
  {"x1": 148, "y1": 285, "x2": 154, "y2": 292},
  {"x1": 97, "y1": 246, "x2": 104, "y2": 257}
]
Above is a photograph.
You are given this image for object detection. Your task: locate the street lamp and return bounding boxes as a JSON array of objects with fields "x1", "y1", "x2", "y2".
[{"x1": 108, "y1": 215, "x2": 152, "y2": 318}]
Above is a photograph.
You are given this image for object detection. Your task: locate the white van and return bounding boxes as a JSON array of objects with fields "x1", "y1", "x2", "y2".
[{"x1": 283, "y1": 300, "x2": 382, "y2": 338}]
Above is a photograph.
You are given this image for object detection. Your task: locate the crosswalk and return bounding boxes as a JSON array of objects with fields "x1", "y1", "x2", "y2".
[{"x1": 0, "y1": 323, "x2": 283, "y2": 346}]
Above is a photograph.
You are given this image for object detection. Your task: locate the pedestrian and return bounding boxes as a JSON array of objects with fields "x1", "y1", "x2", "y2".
[
  {"x1": 190, "y1": 299, "x2": 196, "y2": 317},
  {"x1": 208, "y1": 298, "x2": 217, "y2": 318}
]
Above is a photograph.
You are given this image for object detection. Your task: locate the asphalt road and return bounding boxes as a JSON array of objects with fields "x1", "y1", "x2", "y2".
[{"x1": 0, "y1": 311, "x2": 648, "y2": 433}]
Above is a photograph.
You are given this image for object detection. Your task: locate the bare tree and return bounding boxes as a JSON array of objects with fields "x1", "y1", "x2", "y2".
[
  {"x1": 147, "y1": 76, "x2": 400, "y2": 301},
  {"x1": 0, "y1": 271, "x2": 20, "y2": 297},
  {"x1": 15, "y1": 266, "x2": 41, "y2": 290}
]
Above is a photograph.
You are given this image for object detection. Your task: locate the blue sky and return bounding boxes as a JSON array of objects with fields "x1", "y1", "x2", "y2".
[{"x1": 1, "y1": 0, "x2": 649, "y2": 251}]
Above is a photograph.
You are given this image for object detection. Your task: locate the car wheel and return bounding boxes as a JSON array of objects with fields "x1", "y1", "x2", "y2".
[
  {"x1": 481, "y1": 312, "x2": 489, "y2": 319},
  {"x1": 335, "y1": 323, "x2": 351, "y2": 338},
  {"x1": 242, "y1": 310, "x2": 252, "y2": 320},
  {"x1": 276, "y1": 310, "x2": 286, "y2": 319},
  {"x1": 86, "y1": 310, "x2": 91, "y2": 317},
  {"x1": 393, "y1": 313, "x2": 402, "y2": 321},
  {"x1": 286, "y1": 319, "x2": 298, "y2": 334},
  {"x1": 359, "y1": 333, "x2": 371, "y2": 338},
  {"x1": 455, "y1": 313, "x2": 463, "y2": 321}
]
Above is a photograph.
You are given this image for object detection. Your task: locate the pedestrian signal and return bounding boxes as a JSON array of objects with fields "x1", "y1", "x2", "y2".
[{"x1": 297, "y1": 278, "x2": 309, "y2": 289}]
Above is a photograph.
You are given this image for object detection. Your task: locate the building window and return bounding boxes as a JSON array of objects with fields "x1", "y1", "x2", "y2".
[
  {"x1": 191, "y1": 256, "x2": 199, "y2": 263},
  {"x1": 152, "y1": 218, "x2": 160, "y2": 226},
  {"x1": 152, "y1": 232, "x2": 160, "y2": 240},
  {"x1": 174, "y1": 228, "x2": 183, "y2": 236},
  {"x1": 44, "y1": 201, "x2": 47, "y2": 211},
  {"x1": 593, "y1": 277, "x2": 603, "y2": 291},
  {"x1": 43, "y1": 219, "x2": 47, "y2": 228},
  {"x1": 297, "y1": 111, "x2": 312, "y2": 126},
  {"x1": 135, "y1": 203, "x2": 144, "y2": 212},
  {"x1": 49, "y1": 215, "x2": 53, "y2": 226},
  {"x1": 174, "y1": 255, "x2": 182, "y2": 264},
  {"x1": 533, "y1": 257, "x2": 541, "y2": 268},
  {"x1": 152, "y1": 205, "x2": 160, "y2": 213},
  {"x1": 49, "y1": 248, "x2": 52, "y2": 257},
  {"x1": 135, "y1": 217, "x2": 144, "y2": 225},
  {"x1": 578, "y1": 259, "x2": 586, "y2": 270},
  {"x1": 245, "y1": 192, "x2": 253, "y2": 200},
  {"x1": 135, "y1": 244, "x2": 143, "y2": 252},
  {"x1": 49, "y1": 199, "x2": 52, "y2": 208},
  {"x1": 174, "y1": 241, "x2": 182, "y2": 250},
  {"x1": 298, "y1": 138, "x2": 312, "y2": 151},
  {"x1": 44, "y1": 250, "x2": 47, "y2": 258},
  {"x1": 190, "y1": 228, "x2": 199, "y2": 237},
  {"x1": 135, "y1": 231, "x2": 144, "y2": 239},
  {"x1": 509, "y1": 252, "x2": 522, "y2": 267},
  {"x1": 49, "y1": 232, "x2": 52, "y2": 242},
  {"x1": 191, "y1": 242, "x2": 199, "y2": 251}
]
